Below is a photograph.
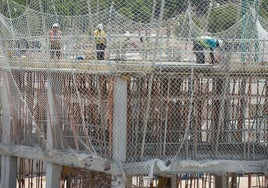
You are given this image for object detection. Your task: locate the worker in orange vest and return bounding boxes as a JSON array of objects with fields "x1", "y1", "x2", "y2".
[
  {"x1": 50, "y1": 23, "x2": 61, "y2": 59},
  {"x1": 94, "y1": 23, "x2": 107, "y2": 60}
]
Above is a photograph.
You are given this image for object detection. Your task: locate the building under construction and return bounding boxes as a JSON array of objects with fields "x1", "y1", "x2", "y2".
[{"x1": 0, "y1": 0, "x2": 267, "y2": 187}]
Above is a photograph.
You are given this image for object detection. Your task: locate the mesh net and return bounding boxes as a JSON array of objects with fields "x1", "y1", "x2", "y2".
[{"x1": 0, "y1": 0, "x2": 268, "y2": 187}]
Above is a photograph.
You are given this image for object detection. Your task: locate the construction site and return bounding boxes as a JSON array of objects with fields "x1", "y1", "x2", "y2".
[{"x1": 0, "y1": 0, "x2": 267, "y2": 187}]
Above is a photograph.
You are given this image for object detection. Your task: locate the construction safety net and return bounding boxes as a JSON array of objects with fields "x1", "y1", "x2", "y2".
[{"x1": 0, "y1": 0, "x2": 268, "y2": 187}]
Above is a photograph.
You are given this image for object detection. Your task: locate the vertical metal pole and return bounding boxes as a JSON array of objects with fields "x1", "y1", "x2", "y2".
[
  {"x1": 241, "y1": 0, "x2": 247, "y2": 63},
  {"x1": 241, "y1": 0, "x2": 259, "y2": 62},
  {"x1": 87, "y1": 0, "x2": 94, "y2": 33},
  {"x1": 253, "y1": 0, "x2": 259, "y2": 62},
  {"x1": 97, "y1": 0, "x2": 99, "y2": 23}
]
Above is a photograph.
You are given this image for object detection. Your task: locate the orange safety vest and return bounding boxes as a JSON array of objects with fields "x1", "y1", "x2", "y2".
[
  {"x1": 50, "y1": 30, "x2": 61, "y2": 47},
  {"x1": 50, "y1": 30, "x2": 60, "y2": 39}
]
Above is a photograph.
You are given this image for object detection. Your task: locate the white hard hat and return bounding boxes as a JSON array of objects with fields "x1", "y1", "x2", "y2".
[
  {"x1": 52, "y1": 23, "x2": 59, "y2": 28},
  {"x1": 217, "y1": 39, "x2": 223, "y2": 48},
  {"x1": 97, "y1": 23, "x2": 103, "y2": 30},
  {"x1": 125, "y1": 31, "x2": 130, "y2": 37}
]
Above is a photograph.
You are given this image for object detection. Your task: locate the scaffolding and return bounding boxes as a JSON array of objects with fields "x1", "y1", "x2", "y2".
[{"x1": 0, "y1": 0, "x2": 268, "y2": 187}]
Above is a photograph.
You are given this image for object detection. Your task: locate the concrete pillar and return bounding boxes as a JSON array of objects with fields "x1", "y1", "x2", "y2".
[
  {"x1": 112, "y1": 77, "x2": 127, "y2": 188},
  {"x1": 1, "y1": 155, "x2": 17, "y2": 188},
  {"x1": 171, "y1": 174, "x2": 178, "y2": 188},
  {"x1": 46, "y1": 164, "x2": 62, "y2": 188},
  {"x1": 265, "y1": 175, "x2": 268, "y2": 188},
  {"x1": 1, "y1": 77, "x2": 17, "y2": 188},
  {"x1": 215, "y1": 174, "x2": 228, "y2": 188},
  {"x1": 46, "y1": 76, "x2": 62, "y2": 188}
]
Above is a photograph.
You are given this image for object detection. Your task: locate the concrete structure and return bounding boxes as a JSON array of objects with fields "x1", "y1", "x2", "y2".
[{"x1": 0, "y1": 0, "x2": 268, "y2": 187}]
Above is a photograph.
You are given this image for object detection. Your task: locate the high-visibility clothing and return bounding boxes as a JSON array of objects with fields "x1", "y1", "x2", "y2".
[
  {"x1": 50, "y1": 30, "x2": 61, "y2": 41},
  {"x1": 50, "y1": 30, "x2": 61, "y2": 48},
  {"x1": 94, "y1": 29, "x2": 106, "y2": 45}
]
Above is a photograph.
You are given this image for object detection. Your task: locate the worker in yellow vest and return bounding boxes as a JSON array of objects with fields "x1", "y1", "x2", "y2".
[{"x1": 94, "y1": 23, "x2": 107, "y2": 60}]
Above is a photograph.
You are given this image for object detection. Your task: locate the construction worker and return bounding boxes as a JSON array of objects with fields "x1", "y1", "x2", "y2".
[
  {"x1": 94, "y1": 23, "x2": 107, "y2": 60},
  {"x1": 50, "y1": 23, "x2": 61, "y2": 59},
  {"x1": 193, "y1": 36, "x2": 223, "y2": 64}
]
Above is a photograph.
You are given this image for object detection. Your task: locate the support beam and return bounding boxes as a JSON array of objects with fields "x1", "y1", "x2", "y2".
[
  {"x1": 1, "y1": 156, "x2": 17, "y2": 188},
  {"x1": 46, "y1": 163, "x2": 62, "y2": 188},
  {"x1": 0, "y1": 75, "x2": 17, "y2": 188},
  {"x1": 112, "y1": 76, "x2": 127, "y2": 188},
  {"x1": 215, "y1": 174, "x2": 228, "y2": 188},
  {"x1": 46, "y1": 76, "x2": 62, "y2": 188},
  {"x1": 171, "y1": 174, "x2": 178, "y2": 188},
  {"x1": 230, "y1": 173, "x2": 237, "y2": 188}
]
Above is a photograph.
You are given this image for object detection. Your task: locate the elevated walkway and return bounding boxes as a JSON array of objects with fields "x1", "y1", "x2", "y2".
[{"x1": 3, "y1": 57, "x2": 268, "y2": 75}]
